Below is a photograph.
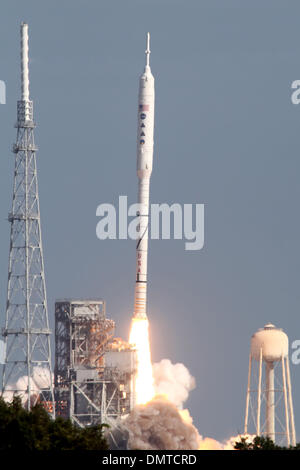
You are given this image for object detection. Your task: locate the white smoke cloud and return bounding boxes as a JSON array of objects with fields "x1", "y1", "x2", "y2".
[
  {"x1": 122, "y1": 359, "x2": 200, "y2": 449},
  {"x1": 198, "y1": 437, "x2": 224, "y2": 450},
  {"x1": 1, "y1": 385, "x2": 15, "y2": 403},
  {"x1": 152, "y1": 359, "x2": 196, "y2": 408},
  {"x1": 2, "y1": 366, "x2": 52, "y2": 405},
  {"x1": 32, "y1": 366, "x2": 51, "y2": 390}
]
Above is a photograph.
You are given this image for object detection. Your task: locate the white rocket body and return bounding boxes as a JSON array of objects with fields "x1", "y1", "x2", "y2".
[{"x1": 133, "y1": 33, "x2": 155, "y2": 319}]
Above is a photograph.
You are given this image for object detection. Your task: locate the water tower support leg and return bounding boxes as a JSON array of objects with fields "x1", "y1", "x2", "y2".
[
  {"x1": 256, "y1": 348, "x2": 263, "y2": 436},
  {"x1": 286, "y1": 357, "x2": 296, "y2": 446},
  {"x1": 244, "y1": 353, "x2": 252, "y2": 434},
  {"x1": 281, "y1": 355, "x2": 290, "y2": 447},
  {"x1": 266, "y1": 361, "x2": 275, "y2": 442}
]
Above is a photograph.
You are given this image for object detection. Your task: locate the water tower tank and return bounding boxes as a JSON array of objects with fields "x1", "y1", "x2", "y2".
[
  {"x1": 251, "y1": 323, "x2": 288, "y2": 362},
  {"x1": 244, "y1": 323, "x2": 296, "y2": 447}
]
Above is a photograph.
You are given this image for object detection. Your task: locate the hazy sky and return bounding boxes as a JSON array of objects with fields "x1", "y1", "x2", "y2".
[{"x1": 1, "y1": 0, "x2": 300, "y2": 442}]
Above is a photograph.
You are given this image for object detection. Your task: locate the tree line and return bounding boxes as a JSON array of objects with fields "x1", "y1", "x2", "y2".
[{"x1": 0, "y1": 396, "x2": 109, "y2": 451}]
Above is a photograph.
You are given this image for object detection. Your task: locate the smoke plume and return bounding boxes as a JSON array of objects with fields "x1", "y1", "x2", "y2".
[
  {"x1": 152, "y1": 359, "x2": 196, "y2": 408},
  {"x1": 1, "y1": 366, "x2": 52, "y2": 405},
  {"x1": 125, "y1": 397, "x2": 201, "y2": 450},
  {"x1": 123, "y1": 358, "x2": 252, "y2": 450}
]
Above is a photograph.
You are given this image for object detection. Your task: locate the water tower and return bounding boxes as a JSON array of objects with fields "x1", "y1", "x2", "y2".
[{"x1": 244, "y1": 324, "x2": 296, "y2": 446}]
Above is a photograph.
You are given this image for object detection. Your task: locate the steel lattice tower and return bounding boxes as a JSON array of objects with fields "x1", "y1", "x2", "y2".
[{"x1": 1, "y1": 23, "x2": 54, "y2": 414}]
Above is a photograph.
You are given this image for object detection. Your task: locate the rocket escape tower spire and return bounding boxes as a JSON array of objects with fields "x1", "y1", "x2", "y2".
[
  {"x1": 1, "y1": 23, "x2": 55, "y2": 414},
  {"x1": 145, "y1": 32, "x2": 151, "y2": 67}
]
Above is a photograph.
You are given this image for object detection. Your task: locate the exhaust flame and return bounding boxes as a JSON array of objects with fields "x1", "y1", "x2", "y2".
[{"x1": 129, "y1": 317, "x2": 154, "y2": 404}]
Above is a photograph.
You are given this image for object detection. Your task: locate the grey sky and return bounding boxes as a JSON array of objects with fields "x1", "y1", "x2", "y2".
[{"x1": 0, "y1": 0, "x2": 300, "y2": 442}]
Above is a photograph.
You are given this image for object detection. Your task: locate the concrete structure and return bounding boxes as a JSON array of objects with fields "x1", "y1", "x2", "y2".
[
  {"x1": 244, "y1": 324, "x2": 296, "y2": 446},
  {"x1": 54, "y1": 300, "x2": 136, "y2": 427}
]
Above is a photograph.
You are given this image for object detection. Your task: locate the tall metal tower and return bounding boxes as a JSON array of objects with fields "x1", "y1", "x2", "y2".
[
  {"x1": 244, "y1": 324, "x2": 296, "y2": 446},
  {"x1": 1, "y1": 23, "x2": 55, "y2": 414}
]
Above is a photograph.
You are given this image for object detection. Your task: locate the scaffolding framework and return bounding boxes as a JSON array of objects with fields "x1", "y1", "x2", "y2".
[{"x1": 54, "y1": 300, "x2": 136, "y2": 427}]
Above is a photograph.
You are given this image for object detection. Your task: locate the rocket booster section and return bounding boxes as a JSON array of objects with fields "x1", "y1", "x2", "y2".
[{"x1": 133, "y1": 33, "x2": 155, "y2": 319}]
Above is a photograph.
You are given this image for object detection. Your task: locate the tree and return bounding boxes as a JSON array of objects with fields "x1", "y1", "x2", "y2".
[
  {"x1": 234, "y1": 435, "x2": 300, "y2": 450},
  {"x1": 0, "y1": 396, "x2": 109, "y2": 451}
]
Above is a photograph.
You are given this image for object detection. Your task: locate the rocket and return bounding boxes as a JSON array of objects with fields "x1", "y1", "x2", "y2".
[{"x1": 133, "y1": 33, "x2": 155, "y2": 319}]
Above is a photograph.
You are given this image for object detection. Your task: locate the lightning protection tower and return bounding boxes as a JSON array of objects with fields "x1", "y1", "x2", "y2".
[
  {"x1": 1, "y1": 23, "x2": 55, "y2": 414},
  {"x1": 244, "y1": 324, "x2": 296, "y2": 447}
]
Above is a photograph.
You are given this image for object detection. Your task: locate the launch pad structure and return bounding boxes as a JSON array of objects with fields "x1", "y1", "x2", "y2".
[{"x1": 54, "y1": 300, "x2": 136, "y2": 427}]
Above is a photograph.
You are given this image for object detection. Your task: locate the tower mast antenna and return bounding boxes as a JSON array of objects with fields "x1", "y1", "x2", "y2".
[
  {"x1": 1, "y1": 23, "x2": 55, "y2": 416},
  {"x1": 20, "y1": 21, "x2": 29, "y2": 101},
  {"x1": 145, "y1": 32, "x2": 151, "y2": 67}
]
